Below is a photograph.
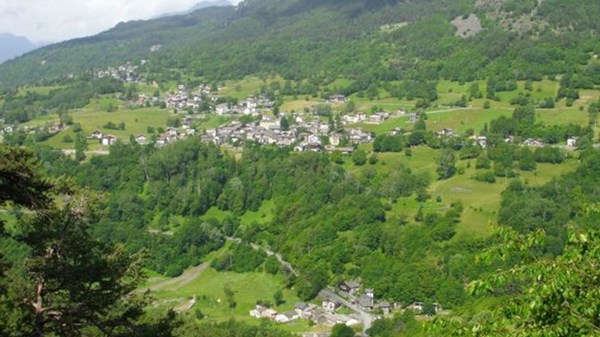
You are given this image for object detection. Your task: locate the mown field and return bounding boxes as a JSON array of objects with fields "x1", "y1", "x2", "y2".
[{"x1": 144, "y1": 255, "x2": 315, "y2": 333}]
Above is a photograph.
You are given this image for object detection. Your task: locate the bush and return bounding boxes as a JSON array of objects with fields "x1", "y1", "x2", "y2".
[
  {"x1": 475, "y1": 155, "x2": 491, "y2": 169},
  {"x1": 103, "y1": 121, "x2": 118, "y2": 130},
  {"x1": 474, "y1": 171, "x2": 496, "y2": 183},
  {"x1": 352, "y1": 149, "x2": 367, "y2": 166},
  {"x1": 534, "y1": 146, "x2": 564, "y2": 164}
]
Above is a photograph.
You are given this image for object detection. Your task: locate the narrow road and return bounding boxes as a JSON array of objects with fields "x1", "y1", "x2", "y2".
[
  {"x1": 226, "y1": 236, "x2": 299, "y2": 276},
  {"x1": 140, "y1": 262, "x2": 209, "y2": 292},
  {"x1": 320, "y1": 289, "x2": 376, "y2": 336}
]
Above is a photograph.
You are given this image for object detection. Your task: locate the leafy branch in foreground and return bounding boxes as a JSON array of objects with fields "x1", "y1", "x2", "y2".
[{"x1": 432, "y1": 223, "x2": 599, "y2": 337}]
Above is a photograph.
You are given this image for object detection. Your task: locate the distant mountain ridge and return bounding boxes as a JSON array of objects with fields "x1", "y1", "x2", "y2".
[
  {"x1": 156, "y1": 0, "x2": 232, "y2": 18},
  {"x1": 0, "y1": 33, "x2": 38, "y2": 64}
]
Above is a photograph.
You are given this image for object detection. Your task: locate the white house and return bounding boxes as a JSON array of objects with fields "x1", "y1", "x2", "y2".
[
  {"x1": 101, "y1": 135, "x2": 118, "y2": 146},
  {"x1": 260, "y1": 308, "x2": 277, "y2": 320},
  {"x1": 307, "y1": 134, "x2": 321, "y2": 146},
  {"x1": 329, "y1": 95, "x2": 348, "y2": 103},
  {"x1": 330, "y1": 133, "x2": 342, "y2": 146},
  {"x1": 322, "y1": 300, "x2": 340, "y2": 312},
  {"x1": 250, "y1": 305, "x2": 267, "y2": 319},
  {"x1": 476, "y1": 136, "x2": 487, "y2": 148},
  {"x1": 259, "y1": 116, "x2": 280, "y2": 130},
  {"x1": 90, "y1": 130, "x2": 103, "y2": 139},
  {"x1": 215, "y1": 104, "x2": 229, "y2": 115},
  {"x1": 135, "y1": 135, "x2": 147, "y2": 145},
  {"x1": 275, "y1": 311, "x2": 298, "y2": 323}
]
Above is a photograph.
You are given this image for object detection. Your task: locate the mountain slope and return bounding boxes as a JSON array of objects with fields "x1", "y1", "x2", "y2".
[
  {"x1": 0, "y1": 0, "x2": 598, "y2": 88},
  {"x1": 0, "y1": 33, "x2": 38, "y2": 64}
]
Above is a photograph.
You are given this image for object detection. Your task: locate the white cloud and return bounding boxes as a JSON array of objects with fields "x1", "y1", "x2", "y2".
[{"x1": 0, "y1": 0, "x2": 240, "y2": 43}]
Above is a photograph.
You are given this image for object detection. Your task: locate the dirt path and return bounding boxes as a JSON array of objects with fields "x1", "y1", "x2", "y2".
[{"x1": 141, "y1": 263, "x2": 209, "y2": 292}]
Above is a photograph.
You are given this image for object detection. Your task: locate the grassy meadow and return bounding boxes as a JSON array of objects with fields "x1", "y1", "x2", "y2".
[{"x1": 146, "y1": 261, "x2": 315, "y2": 333}]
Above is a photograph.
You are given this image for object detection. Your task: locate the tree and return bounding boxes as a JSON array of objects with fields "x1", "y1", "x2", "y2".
[
  {"x1": 369, "y1": 153, "x2": 378, "y2": 165},
  {"x1": 273, "y1": 290, "x2": 284, "y2": 306},
  {"x1": 414, "y1": 118, "x2": 427, "y2": 131},
  {"x1": 296, "y1": 264, "x2": 328, "y2": 301},
  {"x1": 422, "y1": 303, "x2": 437, "y2": 316},
  {"x1": 331, "y1": 323, "x2": 355, "y2": 337},
  {"x1": 461, "y1": 226, "x2": 600, "y2": 337},
  {"x1": 0, "y1": 146, "x2": 173, "y2": 337},
  {"x1": 518, "y1": 147, "x2": 536, "y2": 171},
  {"x1": 436, "y1": 150, "x2": 456, "y2": 180},
  {"x1": 331, "y1": 150, "x2": 344, "y2": 164},
  {"x1": 0, "y1": 146, "x2": 52, "y2": 209},
  {"x1": 280, "y1": 116, "x2": 290, "y2": 131},
  {"x1": 224, "y1": 284, "x2": 236, "y2": 309},
  {"x1": 352, "y1": 149, "x2": 367, "y2": 166},
  {"x1": 22, "y1": 197, "x2": 149, "y2": 336},
  {"x1": 344, "y1": 100, "x2": 356, "y2": 113},
  {"x1": 512, "y1": 104, "x2": 535, "y2": 125},
  {"x1": 74, "y1": 132, "x2": 87, "y2": 161}
]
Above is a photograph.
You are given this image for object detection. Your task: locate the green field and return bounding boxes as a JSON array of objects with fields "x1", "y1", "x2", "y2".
[
  {"x1": 349, "y1": 146, "x2": 578, "y2": 239},
  {"x1": 221, "y1": 76, "x2": 285, "y2": 100},
  {"x1": 38, "y1": 102, "x2": 174, "y2": 149},
  {"x1": 147, "y1": 266, "x2": 313, "y2": 332},
  {"x1": 201, "y1": 199, "x2": 275, "y2": 231},
  {"x1": 427, "y1": 108, "x2": 511, "y2": 133},
  {"x1": 17, "y1": 85, "x2": 67, "y2": 97}
]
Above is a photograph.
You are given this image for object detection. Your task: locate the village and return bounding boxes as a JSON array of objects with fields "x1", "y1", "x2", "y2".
[
  {"x1": 83, "y1": 80, "x2": 403, "y2": 152},
  {"x1": 248, "y1": 280, "x2": 442, "y2": 331},
  {"x1": 0, "y1": 62, "x2": 582, "y2": 153}
]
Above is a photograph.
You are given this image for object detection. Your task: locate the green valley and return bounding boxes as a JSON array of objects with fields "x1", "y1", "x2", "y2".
[{"x1": 0, "y1": 0, "x2": 599, "y2": 336}]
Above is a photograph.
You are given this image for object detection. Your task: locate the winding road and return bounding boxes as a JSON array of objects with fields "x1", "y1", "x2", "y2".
[
  {"x1": 226, "y1": 236, "x2": 299, "y2": 276},
  {"x1": 140, "y1": 262, "x2": 209, "y2": 292}
]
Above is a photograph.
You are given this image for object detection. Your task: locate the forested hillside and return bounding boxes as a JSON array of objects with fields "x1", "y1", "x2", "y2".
[
  {"x1": 1, "y1": 0, "x2": 599, "y2": 336},
  {"x1": 1, "y1": 0, "x2": 600, "y2": 89}
]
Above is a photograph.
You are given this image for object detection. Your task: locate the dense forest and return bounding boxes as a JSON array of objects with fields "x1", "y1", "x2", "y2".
[
  {"x1": 1, "y1": 0, "x2": 600, "y2": 89},
  {"x1": 1, "y1": 136, "x2": 599, "y2": 336}
]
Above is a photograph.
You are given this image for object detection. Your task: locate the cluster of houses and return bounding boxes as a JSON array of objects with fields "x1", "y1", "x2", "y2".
[
  {"x1": 89, "y1": 116, "x2": 199, "y2": 147},
  {"x1": 341, "y1": 109, "x2": 406, "y2": 125},
  {"x1": 199, "y1": 115, "x2": 372, "y2": 153},
  {"x1": 163, "y1": 84, "x2": 215, "y2": 110},
  {"x1": 250, "y1": 301, "x2": 361, "y2": 327},
  {"x1": 132, "y1": 83, "x2": 276, "y2": 117},
  {"x1": 1, "y1": 122, "x2": 64, "y2": 137},
  {"x1": 215, "y1": 96, "x2": 275, "y2": 116},
  {"x1": 89, "y1": 130, "x2": 119, "y2": 146},
  {"x1": 249, "y1": 279, "x2": 444, "y2": 328},
  {"x1": 250, "y1": 303, "x2": 315, "y2": 324},
  {"x1": 96, "y1": 61, "x2": 145, "y2": 83},
  {"x1": 338, "y1": 281, "x2": 392, "y2": 315}
]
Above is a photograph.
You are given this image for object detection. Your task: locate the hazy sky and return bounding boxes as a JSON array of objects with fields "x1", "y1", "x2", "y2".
[{"x1": 0, "y1": 0, "x2": 240, "y2": 44}]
